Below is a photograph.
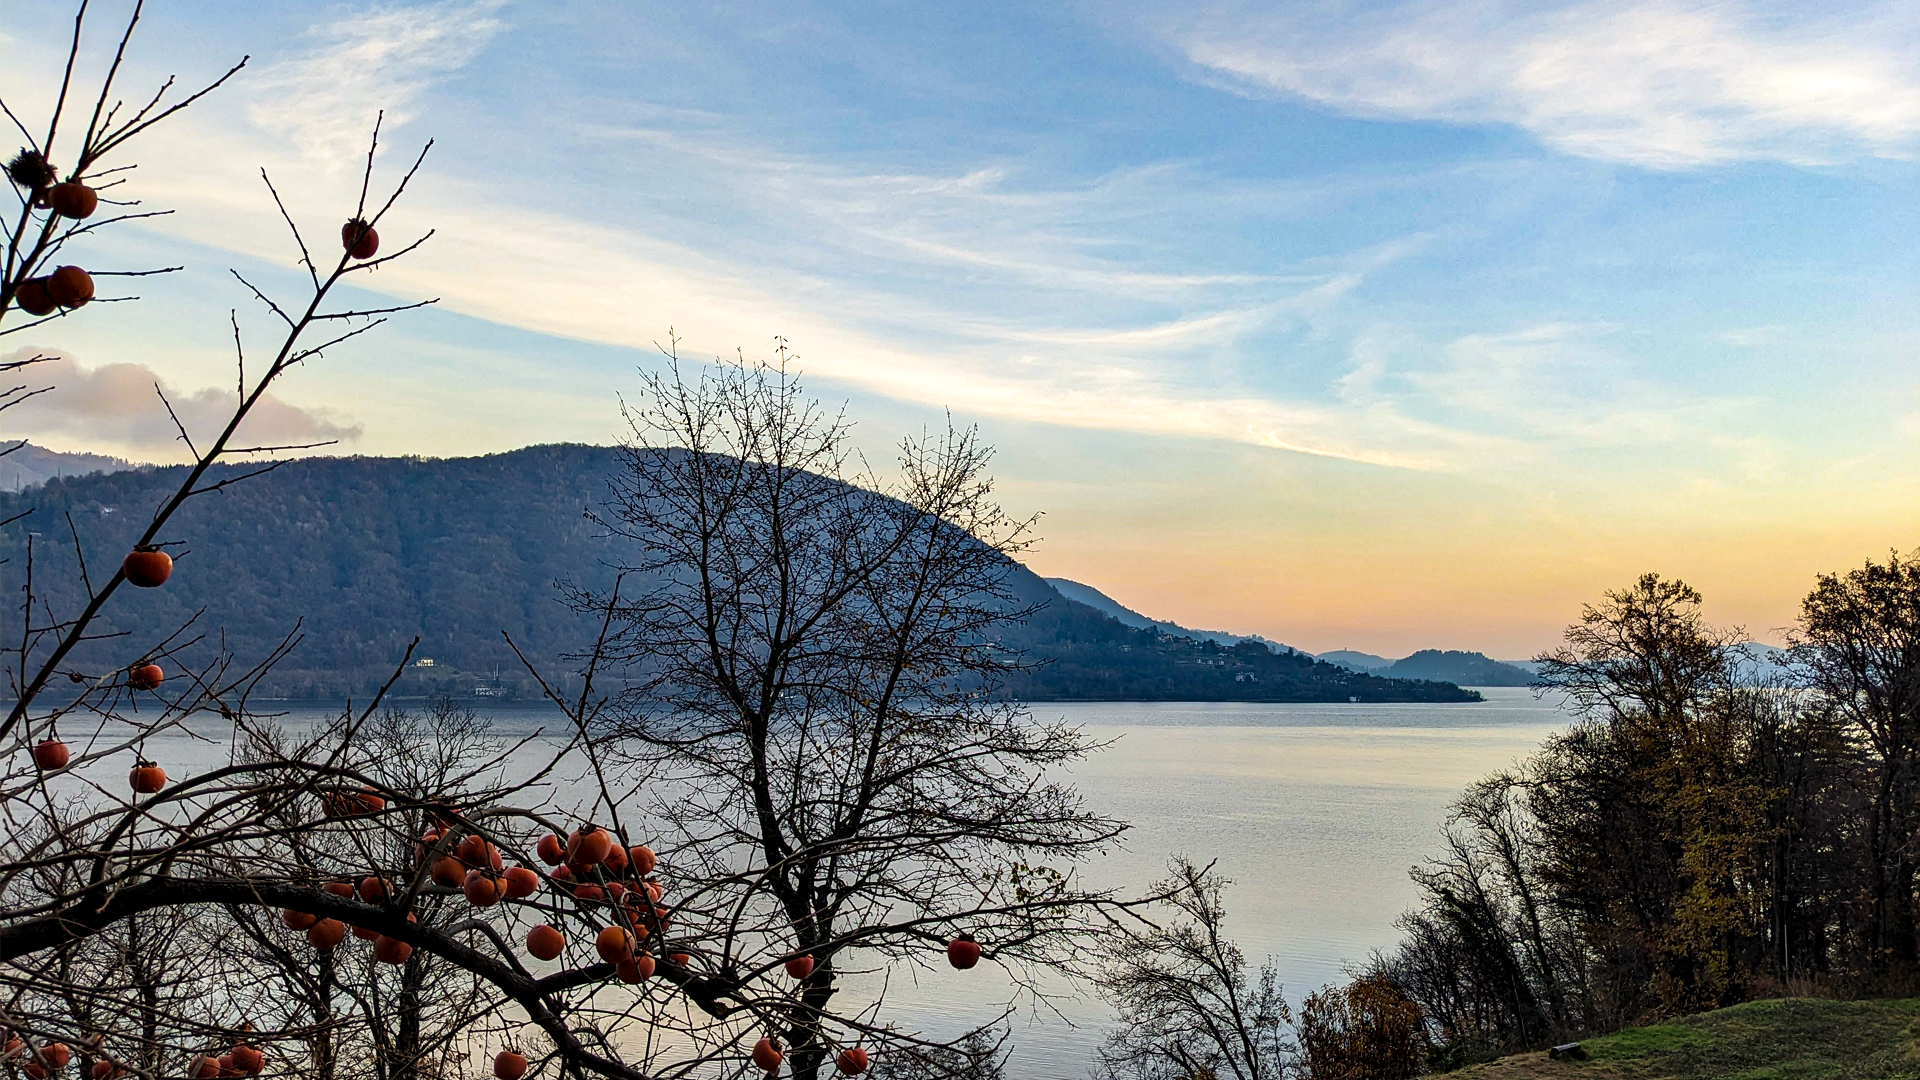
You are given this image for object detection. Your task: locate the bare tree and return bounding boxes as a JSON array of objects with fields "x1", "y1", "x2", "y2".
[
  {"x1": 1534, "y1": 573, "x2": 1741, "y2": 726},
  {"x1": 1, "y1": 0, "x2": 437, "y2": 742},
  {"x1": 560, "y1": 350, "x2": 1138, "y2": 1080},
  {"x1": 1091, "y1": 859, "x2": 1292, "y2": 1080},
  {"x1": 1, "y1": 0, "x2": 244, "y2": 466},
  {"x1": 214, "y1": 703, "x2": 506, "y2": 1080},
  {"x1": 0, "y1": 8, "x2": 728, "y2": 1080}
]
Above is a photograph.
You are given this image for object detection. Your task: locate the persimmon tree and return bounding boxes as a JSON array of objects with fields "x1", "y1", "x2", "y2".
[{"x1": 1, "y1": 8, "x2": 1147, "y2": 1080}]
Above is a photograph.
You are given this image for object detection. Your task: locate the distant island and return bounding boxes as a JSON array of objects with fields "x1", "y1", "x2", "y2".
[
  {"x1": 0, "y1": 445, "x2": 1481, "y2": 705},
  {"x1": 1321, "y1": 648, "x2": 1535, "y2": 686}
]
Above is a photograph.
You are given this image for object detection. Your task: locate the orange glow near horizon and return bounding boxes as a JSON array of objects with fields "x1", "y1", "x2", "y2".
[{"x1": 1005, "y1": 426, "x2": 1920, "y2": 660}]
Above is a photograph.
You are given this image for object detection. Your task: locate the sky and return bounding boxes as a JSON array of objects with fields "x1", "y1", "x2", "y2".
[{"x1": 3, "y1": 0, "x2": 1919, "y2": 658}]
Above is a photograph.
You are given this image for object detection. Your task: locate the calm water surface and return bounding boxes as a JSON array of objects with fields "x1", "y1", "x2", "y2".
[
  {"x1": 931, "y1": 689, "x2": 1572, "y2": 1076},
  {"x1": 120, "y1": 688, "x2": 1571, "y2": 1078}
]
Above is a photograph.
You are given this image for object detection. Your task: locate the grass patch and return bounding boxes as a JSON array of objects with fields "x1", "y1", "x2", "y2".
[
  {"x1": 1584, "y1": 1023, "x2": 1711, "y2": 1058},
  {"x1": 1451, "y1": 997, "x2": 1920, "y2": 1079}
]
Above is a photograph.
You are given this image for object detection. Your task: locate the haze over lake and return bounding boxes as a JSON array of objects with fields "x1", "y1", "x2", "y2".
[{"x1": 123, "y1": 687, "x2": 1571, "y2": 1078}]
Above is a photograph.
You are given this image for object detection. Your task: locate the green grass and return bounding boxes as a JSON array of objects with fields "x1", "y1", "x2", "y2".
[{"x1": 1454, "y1": 998, "x2": 1920, "y2": 1079}]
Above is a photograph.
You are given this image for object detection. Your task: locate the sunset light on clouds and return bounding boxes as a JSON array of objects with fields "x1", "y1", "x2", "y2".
[{"x1": 4, "y1": 0, "x2": 1918, "y2": 658}]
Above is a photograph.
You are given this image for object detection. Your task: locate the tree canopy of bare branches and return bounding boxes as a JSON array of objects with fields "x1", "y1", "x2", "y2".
[
  {"x1": 1092, "y1": 858, "x2": 1292, "y2": 1080},
  {"x1": 550, "y1": 350, "x2": 1136, "y2": 1080}
]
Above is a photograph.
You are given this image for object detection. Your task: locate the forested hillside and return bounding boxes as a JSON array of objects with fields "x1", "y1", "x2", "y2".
[
  {"x1": 1043, "y1": 575, "x2": 1302, "y2": 654},
  {"x1": 1385, "y1": 649, "x2": 1533, "y2": 686},
  {"x1": 0, "y1": 445, "x2": 628, "y2": 700},
  {"x1": 0, "y1": 445, "x2": 1478, "y2": 703}
]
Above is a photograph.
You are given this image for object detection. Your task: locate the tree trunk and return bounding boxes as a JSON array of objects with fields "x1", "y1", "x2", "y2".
[
  {"x1": 128, "y1": 916, "x2": 163, "y2": 1077},
  {"x1": 314, "y1": 950, "x2": 337, "y2": 1080},
  {"x1": 395, "y1": 951, "x2": 426, "y2": 1080},
  {"x1": 785, "y1": 970, "x2": 838, "y2": 1080},
  {"x1": 1868, "y1": 774, "x2": 1908, "y2": 973}
]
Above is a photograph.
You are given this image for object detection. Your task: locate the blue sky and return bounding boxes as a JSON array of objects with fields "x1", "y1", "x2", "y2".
[{"x1": 4, "y1": 0, "x2": 1919, "y2": 655}]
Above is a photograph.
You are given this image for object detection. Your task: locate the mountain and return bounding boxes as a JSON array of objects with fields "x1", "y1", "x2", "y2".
[
  {"x1": 1317, "y1": 649, "x2": 1392, "y2": 672},
  {"x1": 1039, "y1": 587, "x2": 1534, "y2": 691},
  {"x1": 2, "y1": 445, "x2": 628, "y2": 702},
  {"x1": 1324, "y1": 644, "x2": 1782, "y2": 688},
  {"x1": 1385, "y1": 650, "x2": 1534, "y2": 687},
  {"x1": 1045, "y1": 578, "x2": 1161, "y2": 630},
  {"x1": 1043, "y1": 577, "x2": 1302, "y2": 654},
  {"x1": 0, "y1": 442, "x2": 134, "y2": 491},
  {"x1": 0, "y1": 445, "x2": 1480, "y2": 704},
  {"x1": 1316, "y1": 648, "x2": 1536, "y2": 686},
  {"x1": 1006, "y1": 588, "x2": 1473, "y2": 702},
  {"x1": 1729, "y1": 642, "x2": 1790, "y2": 683}
]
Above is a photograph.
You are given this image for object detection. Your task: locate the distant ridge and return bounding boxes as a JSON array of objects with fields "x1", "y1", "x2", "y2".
[
  {"x1": 1317, "y1": 647, "x2": 1784, "y2": 687},
  {"x1": 1386, "y1": 649, "x2": 1533, "y2": 687},
  {"x1": 0, "y1": 445, "x2": 1481, "y2": 705},
  {"x1": 0, "y1": 442, "x2": 135, "y2": 491},
  {"x1": 1043, "y1": 577, "x2": 1304, "y2": 655},
  {"x1": 1044, "y1": 583, "x2": 1536, "y2": 687},
  {"x1": 1315, "y1": 648, "x2": 1535, "y2": 686},
  {"x1": 1318, "y1": 648, "x2": 1390, "y2": 672}
]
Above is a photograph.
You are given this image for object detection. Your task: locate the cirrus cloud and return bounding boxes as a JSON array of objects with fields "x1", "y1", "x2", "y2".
[
  {"x1": 247, "y1": 0, "x2": 507, "y2": 167},
  {"x1": 1166, "y1": 1, "x2": 1920, "y2": 168}
]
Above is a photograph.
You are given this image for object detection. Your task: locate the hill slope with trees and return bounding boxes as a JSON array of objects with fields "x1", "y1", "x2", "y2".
[
  {"x1": 0, "y1": 441, "x2": 131, "y2": 491},
  {"x1": 0, "y1": 444, "x2": 1479, "y2": 703},
  {"x1": 1385, "y1": 649, "x2": 1534, "y2": 686},
  {"x1": 1043, "y1": 576, "x2": 1303, "y2": 654}
]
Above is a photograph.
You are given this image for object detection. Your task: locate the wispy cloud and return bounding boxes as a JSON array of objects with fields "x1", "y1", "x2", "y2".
[
  {"x1": 248, "y1": 0, "x2": 507, "y2": 166},
  {"x1": 1, "y1": 349, "x2": 361, "y2": 459},
  {"x1": 1712, "y1": 325, "x2": 1789, "y2": 347},
  {"x1": 579, "y1": 124, "x2": 1312, "y2": 301},
  {"x1": 1, "y1": 0, "x2": 1783, "y2": 482},
  {"x1": 360, "y1": 200, "x2": 1462, "y2": 469},
  {"x1": 131, "y1": 93, "x2": 1748, "y2": 477},
  {"x1": 1166, "y1": 1, "x2": 1920, "y2": 168},
  {"x1": 1332, "y1": 321, "x2": 1777, "y2": 485},
  {"x1": 117, "y1": 54, "x2": 1470, "y2": 468}
]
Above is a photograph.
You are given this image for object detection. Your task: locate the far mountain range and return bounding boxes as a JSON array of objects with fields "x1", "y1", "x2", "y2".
[{"x1": 1047, "y1": 577, "x2": 1538, "y2": 687}]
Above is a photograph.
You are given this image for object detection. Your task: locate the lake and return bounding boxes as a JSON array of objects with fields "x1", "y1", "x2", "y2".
[
  {"x1": 879, "y1": 688, "x2": 1573, "y2": 1076},
  {"x1": 114, "y1": 687, "x2": 1573, "y2": 1078}
]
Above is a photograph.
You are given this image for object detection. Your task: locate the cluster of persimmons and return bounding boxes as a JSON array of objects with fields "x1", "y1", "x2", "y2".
[
  {"x1": 5, "y1": 152, "x2": 98, "y2": 315},
  {"x1": 6, "y1": 1030, "x2": 269, "y2": 1080}
]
